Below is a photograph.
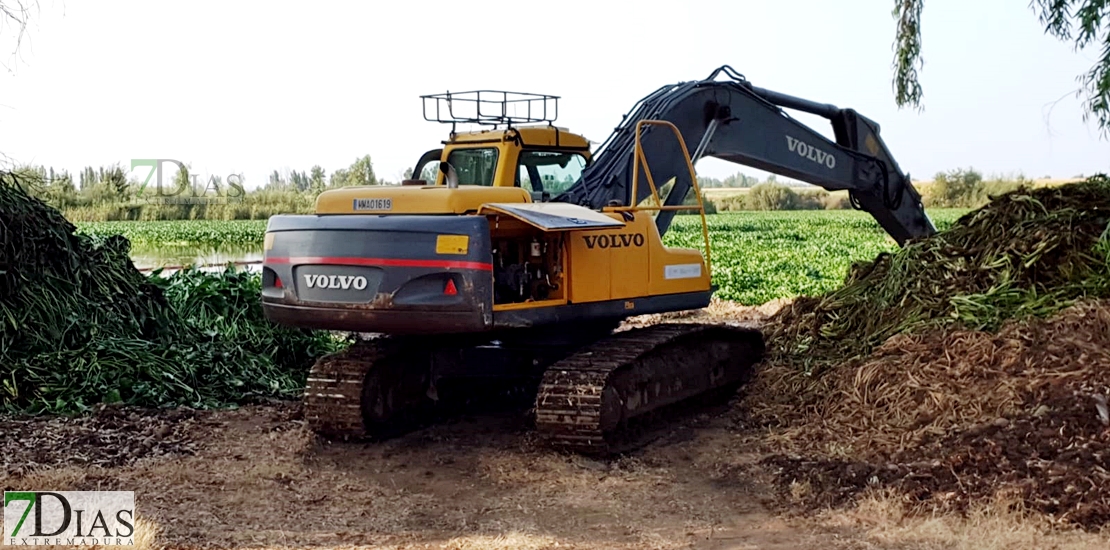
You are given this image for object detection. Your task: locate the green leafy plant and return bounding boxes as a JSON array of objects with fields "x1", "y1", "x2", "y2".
[{"x1": 1, "y1": 172, "x2": 346, "y2": 414}]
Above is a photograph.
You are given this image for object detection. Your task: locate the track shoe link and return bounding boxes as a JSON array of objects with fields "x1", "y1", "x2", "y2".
[
  {"x1": 303, "y1": 336, "x2": 432, "y2": 440},
  {"x1": 534, "y1": 323, "x2": 764, "y2": 455}
]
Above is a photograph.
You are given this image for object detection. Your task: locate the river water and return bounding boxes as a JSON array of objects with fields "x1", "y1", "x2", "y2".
[{"x1": 130, "y1": 243, "x2": 264, "y2": 274}]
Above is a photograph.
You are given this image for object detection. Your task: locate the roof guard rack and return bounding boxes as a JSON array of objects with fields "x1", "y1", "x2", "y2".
[{"x1": 421, "y1": 90, "x2": 559, "y2": 133}]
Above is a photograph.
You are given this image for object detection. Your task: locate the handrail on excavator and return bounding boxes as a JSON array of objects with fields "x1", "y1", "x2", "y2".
[{"x1": 602, "y1": 120, "x2": 713, "y2": 278}]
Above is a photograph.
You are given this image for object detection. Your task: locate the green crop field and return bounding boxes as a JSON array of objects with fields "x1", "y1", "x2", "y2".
[
  {"x1": 664, "y1": 210, "x2": 967, "y2": 303},
  {"x1": 77, "y1": 209, "x2": 969, "y2": 305},
  {"x1": 77, "y1": 219, "x2": 268, "y2": 246}
]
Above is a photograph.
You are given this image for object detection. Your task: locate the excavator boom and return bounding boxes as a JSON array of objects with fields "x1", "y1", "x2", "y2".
[{"x1": 559, "y1": 65, "x2": 937, "y2": 245}]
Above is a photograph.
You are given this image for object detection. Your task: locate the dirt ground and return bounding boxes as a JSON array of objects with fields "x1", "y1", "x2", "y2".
[
  {"x1": 1, "y1": 399, "x2": 874, "y2": 550},
  {"x1": 4, "y1": 302, "x2": 1109, "y2": 549}
]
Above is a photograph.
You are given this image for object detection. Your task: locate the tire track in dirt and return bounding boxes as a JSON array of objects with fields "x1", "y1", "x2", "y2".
[{"x1": 2, "y1": 400, "x2": 872, "y2": 550}]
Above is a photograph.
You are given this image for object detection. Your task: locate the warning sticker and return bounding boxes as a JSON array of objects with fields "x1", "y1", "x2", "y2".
[{"x1": 436, "y1": 235, "x2": 469, "y2": 255}]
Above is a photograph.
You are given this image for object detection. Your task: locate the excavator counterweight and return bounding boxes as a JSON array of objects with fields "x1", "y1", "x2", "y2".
[{"x1": 261, "y1": 66, "x2": 936, "y2": 455}]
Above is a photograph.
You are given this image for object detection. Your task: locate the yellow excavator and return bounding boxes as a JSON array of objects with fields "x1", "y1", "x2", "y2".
[{"x1": 260, "y1": 66, "x2": 936, "y2": 454}]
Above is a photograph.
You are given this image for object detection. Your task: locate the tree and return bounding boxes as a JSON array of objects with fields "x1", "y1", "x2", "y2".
[
  {"x1": 697, "y1": 176, "x2": 722, "y2": 189},
  {"x1": 0, "y1": 2, "x2": 37, "y2": 164},
  {"x1": 79, "y1": 166, "x2": 98, "y2": 191},
  {"x1": 1, "y1": 1, "x2": 35, "y2": 73},
  {"x1": 892, "y1": 1, "x2": 1110, "y2": 135},
  {"x1": 173, "y1": 164, "x2": 190, "y2": 195},
  {"x1": 267, "y1": 169, "x2": 284, "y2": 190},
  {"x1": 346, "y1": 155, "x2": 377, "y2": 186},
  {"x1": 930, "y1": 167, "x2": 983, "y2": 207},
  {"x1": 329, "y1": 168, "x2": 349, "y2": 188},
  {"x1": 100, "y1": 164, "x2": 129, "y2": 198},
  {"x1": 309, "y1": 165, "x2": 326, "y2": 194},
  {"x1": 52, "y1": 169, "x2": 74, "y2": 194},
  {"x1": 290, "y1": 169, "x2": 308, "y2": 191}
]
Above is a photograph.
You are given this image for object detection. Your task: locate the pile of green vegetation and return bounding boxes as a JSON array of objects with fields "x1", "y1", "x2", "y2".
[
  {"x1": 766, "y1": 174, "x2": 1110, "y2": 373},
  {"x1": 0, "y1": 172, "x2": 343, "y2": 414}
]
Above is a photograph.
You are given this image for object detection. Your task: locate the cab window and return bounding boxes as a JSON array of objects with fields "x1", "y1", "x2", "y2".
[
  {"x1": 516, "y1": 151, "x2": 587, "y2": 195},
  {"x1": 445, "y1": 148, "x2": 499, "y2": 186}
]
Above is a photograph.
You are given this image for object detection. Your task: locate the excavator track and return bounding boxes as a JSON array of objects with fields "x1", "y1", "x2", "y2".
[
  {"x1": 534, "y1": 323, "x2": 764, "y2": 455},
  {"x1": 303, "y1": 336, "x2": 432, "y2": 440},
  {"x1": 305, "y1": 323, "x2": 764, "y2": 453}
]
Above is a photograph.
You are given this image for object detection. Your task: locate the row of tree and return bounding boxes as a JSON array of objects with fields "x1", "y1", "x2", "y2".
[
  {"x1": 709, "y1": 168, "x2": 1053, "y2": 212},
  {"x1": 263, "y1": 155, "x2": 381, "y2": 192},
  {"x1": 12, "y1": 152, "x2": 802, "y2": 211},
  {"x1": 13, "y1": 153, "x2": 387, "y2": 204},
  {"x1": 7, "y1": 155, "x2": 1065, "y2": 221},
  {"x1": 696, "y1": 173, "x2": 765, "y2": 188},
  {"x1": 7, "y1": 154, "x2": 395, "y2": 221}
]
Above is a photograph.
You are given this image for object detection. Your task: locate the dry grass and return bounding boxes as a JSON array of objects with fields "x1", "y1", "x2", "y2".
[
  {"x1": 11, "y1": 465, "x2": 90, "y2": 489},
  {"x1": 1, "y1": 467, "x2": 161, "y2": 549},
  {"x1": 822, "y1": 489, "x2": 1110, "y2": 550},
  {"x1": 0, "y1": 403, "x2": 808, "y2": 550},
  {"x1": 701, "y1": 188, "x2": 752, "y2": 198},
  {"x1": 130, "y1": 518, "x2": 161, "y2": 550},
  {"x1": 442, "y1": 532, "x2": 560, "y2": 550},
  {"x1": 11, "y1": 517, "x2": 162, "y2": 550},
  {"x1": 622, "y1": 296, "x2": 788, "y2": 330}
]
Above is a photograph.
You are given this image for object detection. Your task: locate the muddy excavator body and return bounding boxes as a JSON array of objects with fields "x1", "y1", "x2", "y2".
[
  {"x1": 261, "y1": 187, "x2": 716, "y2": 335},
  {"x1": 260, "y1": 70, "x2": 936, "y2": 454}
]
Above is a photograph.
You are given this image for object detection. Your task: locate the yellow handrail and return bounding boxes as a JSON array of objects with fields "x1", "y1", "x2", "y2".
[{"x1": 605, "y1": 119, "x2": 712, "y2": 278}]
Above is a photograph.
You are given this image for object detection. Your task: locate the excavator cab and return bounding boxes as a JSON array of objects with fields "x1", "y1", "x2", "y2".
[{"x1": 404, "y1": 91, "x2": 594, "y2": 204}]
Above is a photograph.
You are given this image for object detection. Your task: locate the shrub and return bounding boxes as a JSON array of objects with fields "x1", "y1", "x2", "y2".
[
  {"x1": 747, "y1": 183, "x2": 798, "y2": 210},
  {"x1": 922, "y1": 168, "x2": 1032, "y2": 209}
]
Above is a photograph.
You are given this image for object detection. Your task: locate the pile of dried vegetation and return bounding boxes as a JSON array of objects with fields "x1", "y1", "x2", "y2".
[
  {"x1": 740, "y1": 175, "x2": 1110, "y2": 529},
  {"x1": 0, "y1": 172, "x2": 342, "y2": 415}
]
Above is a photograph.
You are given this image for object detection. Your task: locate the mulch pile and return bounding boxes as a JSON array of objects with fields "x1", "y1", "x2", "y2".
[
  {"x1": 0, "y1": 405, "x2": 202, "y2": 476},
  {"x1": 739, "y1": 176, "x2": 1110, "y2": 529}
]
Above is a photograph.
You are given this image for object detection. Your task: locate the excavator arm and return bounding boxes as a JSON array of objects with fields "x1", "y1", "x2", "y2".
[{"x1": 557, "y1": 66, "x2": 937, "y2": 245}]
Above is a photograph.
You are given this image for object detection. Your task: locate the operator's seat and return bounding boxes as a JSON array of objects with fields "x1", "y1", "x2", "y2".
[{"x1": 514, "y1": 167, "x2": 548, "y2": 202}]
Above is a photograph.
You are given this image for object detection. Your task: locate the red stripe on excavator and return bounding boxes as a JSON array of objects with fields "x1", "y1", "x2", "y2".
[{"x1": 265, "y1": 256, "x2": 493, "y2": 271}]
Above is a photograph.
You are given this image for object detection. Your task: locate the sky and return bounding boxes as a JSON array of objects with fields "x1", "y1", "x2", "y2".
[{"x1": 1, "y1": 0, "x2": 1109, "y2": 190}]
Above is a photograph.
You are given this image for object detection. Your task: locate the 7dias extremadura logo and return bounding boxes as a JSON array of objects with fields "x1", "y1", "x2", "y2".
[{"x1": 4, "y1": 491, "x2": 135, "y2": 546}]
